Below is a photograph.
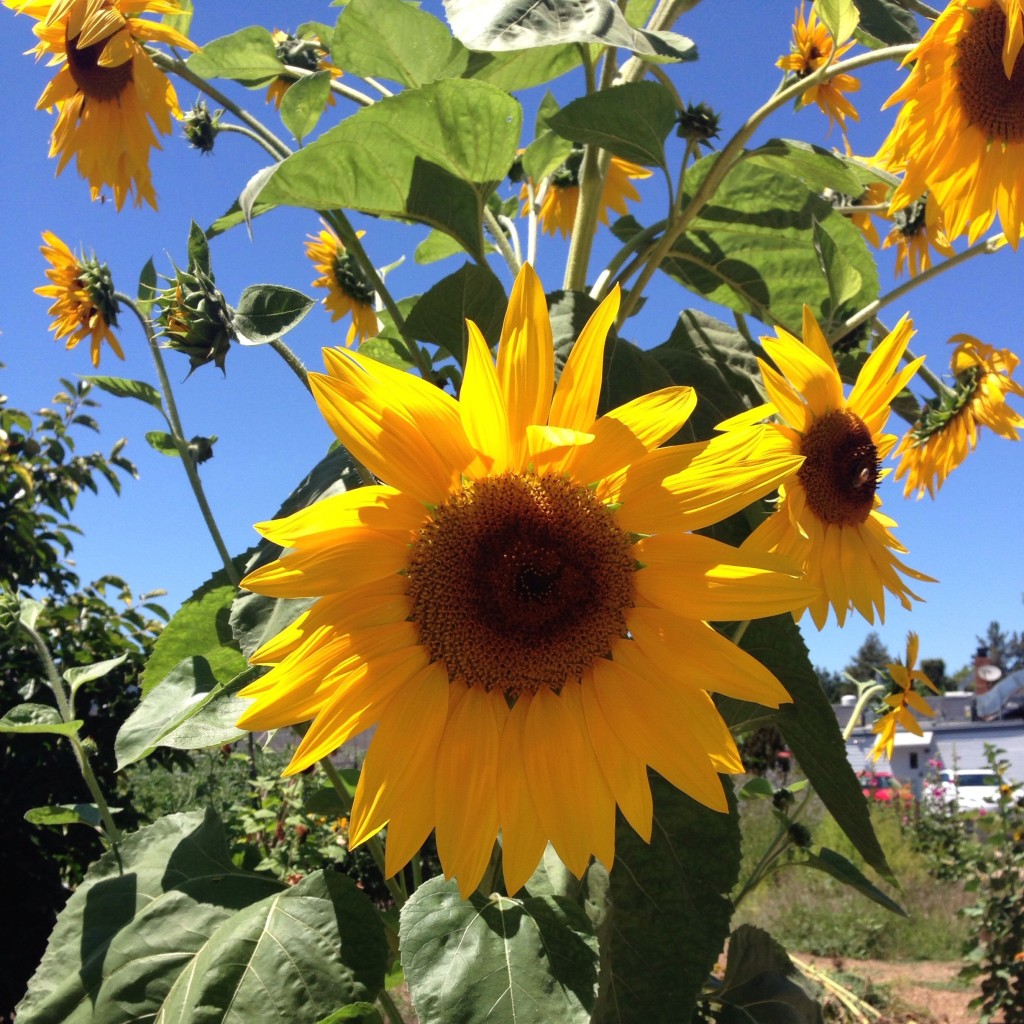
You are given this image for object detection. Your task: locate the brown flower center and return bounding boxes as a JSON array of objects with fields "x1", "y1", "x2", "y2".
[
  {"x1": 65, "y1": 27, "x2": 134, "y2": 102},
  {"x1": 798, "y1": 410, "x2": 879, "y2": 526},
  {"x1": 406, "y1": 473, "x2": 635, "y2": 697},
  {"x1": 958, "y1": 4, "x2": 1024, "y2": 142}
]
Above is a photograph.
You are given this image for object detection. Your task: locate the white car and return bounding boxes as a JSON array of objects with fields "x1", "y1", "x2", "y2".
[{"x1": 931, "y1": 769, "x2": 1002, "y2": 811}]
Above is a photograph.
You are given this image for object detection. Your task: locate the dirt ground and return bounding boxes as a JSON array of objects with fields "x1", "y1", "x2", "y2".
[{"x1": 797, "y1": 954, "x2": 978, "y2": 1024}]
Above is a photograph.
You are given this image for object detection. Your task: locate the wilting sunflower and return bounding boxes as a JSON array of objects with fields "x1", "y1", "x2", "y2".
[
  {"x1": 719, "y1": 307, "x2": 935, "y2": 630},
  {"x1": 237, "y1": 264, "x2": 817, "y2": 897},
  {"x1": 520, "y1": 148, "x2": 652, "y2": 238},
  {"x1": 894, "y1": 334, "x2": 1024, "y2": 497},
  {"x1": 305, "y1": 224, "x2": 379, "y2": 347},
  {"x1": 777, "y1": 5, "x2": 860, "y2": 145},
  {"x1": 877, "y1": 0, "x2": 1024, "y2": 246},
  {"x1": 871, "y1": 632, "x2": 939, "y2": 761},
  {"x1": 35, "y1": 230, "x2": 123, "y2": 367},
  {"x1": 6, "y1": 0, "x2": 197, "y2": 209},
  {"x1": 265, "y1": 29, "x2": 341, "y2": 110}
]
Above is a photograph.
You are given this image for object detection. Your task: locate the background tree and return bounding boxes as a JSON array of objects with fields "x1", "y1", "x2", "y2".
[
  {"x1": 976, "y1": 620, "x2": 1024, "y2": 673},
  {"x1": 815, "y1": 665, "x2": 851, "y2": 702},
  {"x1": 920, "y1": 657, "x2": 949, "y2": 691},
  {"x1": 0, "y1": 375, "x2": 165, "y2": 1020},
  {"x1": 843, "y1": 632, "x2": 893, "y2": 682}
]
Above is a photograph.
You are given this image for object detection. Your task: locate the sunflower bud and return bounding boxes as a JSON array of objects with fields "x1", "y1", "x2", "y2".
[
  {"x1": 78, "y1": 255, "x2": 120, "y2": 332},
  {"x1": 182, "y1": 101, "x2": 220, "y2": 155},
  {"x1": 773, "y1": 787, "x2": 795, "y2": 811},
  {"x1": 156, "y1": 266, "x2": 234, "y2": 374},
  {"x1": 788, "y1": 822, "x2": 813, "y2": 849},
  {"x1": 0, "y1": 586, "x2": 22, "y2": 637},
  {"x1": 676, "y1": 102, "x2": 721, "y2": 147},
  {"x1": 274, "y1": 33, "x2": 322, "y2": 72}
]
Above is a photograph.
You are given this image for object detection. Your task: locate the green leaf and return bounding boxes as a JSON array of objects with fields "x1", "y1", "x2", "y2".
[
  {"x1": 254, "y1": 79, "x2": 522, "y2": 262},
  {"x1": 187, "y1": 219, "x2": 212, "y2": 276},
  {"x1": 715, "y1": 924, "x2": 824, "y2": 1024},
  {"x1": 813, "y1": 217, "x2": 863, "y2": 331},
  {"x1": 159, "y1": 871, "x2": 388, "y2": 1022},
  {"x1": 279, "y1": 70, "x2": 332, "y2": 143},
  {"x1": 463, "y1": 45, "x2": 582, "y2": 91},
  {"x1": 414, "y1": 229, "x2": 469, "y2": 265},
  {"x1": 186, "y1": 26, "x2": 284, "y2": 85},
  {"x1": 63, "y1": 654, "x2": 127, "y2": 698},
  {"x1": 639, "y1": 156, "x2": 879, "y2": 333},
  {"x1": 24, "y1": 804, "x2": 112, "y2": 829},
  {"x1": 522, "y1": 92, "x2": 574, "y2": 182},
  {"x1": 15, "y1": 810, "x2": 283, "y2": 1024},
  {"x1": 0, "y1": 703, "x2": 82, "y2": 738},
  {"x1": 404, "y1": 263, "x2": 508, "y2": 365},
  {"x1": 591, "y1": 774, "x2": 740, "y2": 1024},
  {"x1": 546, "y1": 81, "x2": 677, "y2": 168},
  {"x1": 804, "y1": 847, "x2": 906, "y2": 915},
  {"x1": 18, "y1": 594, "x2": 45, "y2": 631},
  {"x1": 161, "y1": 0, "x2": 192, "y2": 38},
  {"x1": 739, "y1": 777, "x2": 777, "y2": 800},
  {"x1": 333, "y1": 0, "x2": 470, "y2": 86},
  {"x1": 647, "y1": 309, "x2": 767, "y2": 440},
  {"x1": 735, "y1": 615, "x2": 893, "y2": 881},
  {"x1": 81, "y1": 376, "x2": 163, "y2": 411},
  {"x1": 401, "y1": 877, "x2": 599, "y2": 1024},
  {"x1": 853, "y1": 0, "x2": 919, "y2": 46},
  {"x1": 316, "y1": 1004, "x2": 383, "y2": 1024},
  {"x1": 137, "y1": 257, "x2": 157, "y2": 315},
  {"x1": 233, "y1": 284, "x2": 316, "y2": 345},
  {"x1": 815, "y1": 0, "x2": 859, "y2": 45},
  {"x1": 115, "y1": 657, "x2": 247, "y2": 768},
  {"x1": 145, "y1": 430, "x2": 180, "y2": 457},
  {"x1": 445, "y1": 0, "x2": 695, "y2": 59},
  {"x1": 358, "y1": 334, "x2": 416, "y2": 372},
  {"x1": 141, "y1": 561, "x2": 248, "y2": 697},
  {"x1": 745, "y1": 138, "x2": 875, "y2": 196}
]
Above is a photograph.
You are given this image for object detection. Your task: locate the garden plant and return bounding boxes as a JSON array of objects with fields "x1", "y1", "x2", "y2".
[{"x1": 3, "y1": 0, "x2": 1024, "y2": 1021}]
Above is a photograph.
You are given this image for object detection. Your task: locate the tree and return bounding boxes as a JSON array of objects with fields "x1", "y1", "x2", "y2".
[
  {"x1": 815, "y1": 665, "x2": 851, "y2": 702},
  {"x1": 920, "y1": 657, "x2": 949, "y2": 691},
  {"x1": 976, "y1": 621, "x2": 1024, "y2": 673},
  {"x1": 844, "y1": 632, "x2": 893, "y2": 682}
]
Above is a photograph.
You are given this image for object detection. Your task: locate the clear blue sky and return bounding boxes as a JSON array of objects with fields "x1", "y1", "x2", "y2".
[{"x1": 2, "y1": 0, "x2": 1022, "y2": 679}]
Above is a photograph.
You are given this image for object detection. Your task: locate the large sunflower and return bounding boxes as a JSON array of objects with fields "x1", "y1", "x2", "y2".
[
  {"x1": 894, "y1": 334, "x2": 1024, "y2": 497},
  {"x1": 237, "y1": 265, "x2": 816, "y2": 897},
  {"x1": 6, "y1": 0, "x2": 197, "y2": 209},
  {"x1": 876, "y1": 0, "x2": 1024, "y2": 246},
  {"x1": 520, "y1": 148, "x2": 652, "y2": 238},
  {"x1": 777, "y1": 5, "x2": 861, "y2": 146},
  {"x1": 36, "y1": 230, "x2": 123, "y2": 367},
  {"x1": 719, "y1": 308, "x2": 934, "y2": 630},
  {"x1": 305, "y1": 223, "x2": 379, "y2": 347}
]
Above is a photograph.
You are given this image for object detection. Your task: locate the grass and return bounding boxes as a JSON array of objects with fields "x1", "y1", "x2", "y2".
[{"x1": 733, "y1": 792, "x2": 971, "y2": 961}]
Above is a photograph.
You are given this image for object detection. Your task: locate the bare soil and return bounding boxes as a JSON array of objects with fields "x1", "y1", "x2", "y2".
[{"x1": 797, "y1": 954, "x2": 978, "y2": 1024}]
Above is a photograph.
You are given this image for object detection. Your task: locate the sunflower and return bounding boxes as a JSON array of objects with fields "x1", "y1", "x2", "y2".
[
  {"x1": 520, "y1": 148, "x2": 652, "y2": 238},
  {"x1": 35, "y1": 230, "x2": 123, "y2": 367},
  {"x1": 6, "y1": 0, "x2": 196, "y2": 209},
  {"x1": 719, "y1": 307, "x2": 935, "y2": 630},
  {"x1": 777, "y1": 5, "x2": 861, "y2": 146},
  {"x1": 305, "y1": 224, "x2": 379, "y2": 347},
  {"x1": 877, "y1": 0, "x2": 1024, "y2": 246},
  {"x1": 236, "y1": 264, "x2": 817, "y2": 897},
  {"x1": 894, "y1": 334, "x2": 1024, "y2": 497},
  {"x1": 871, "y1": 632, "x2": 939, "y2": 761},
  {"x1": 265, "y1": 28, "x2": 341, "y2": 110},
  {"x1": 880, "y1": 195, "x2": 954, "y2": 278}
]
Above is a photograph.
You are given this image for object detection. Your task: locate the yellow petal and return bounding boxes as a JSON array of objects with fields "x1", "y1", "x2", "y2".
[{"x1": 460, "y1": 320, "x2": 512, "y2": 473}]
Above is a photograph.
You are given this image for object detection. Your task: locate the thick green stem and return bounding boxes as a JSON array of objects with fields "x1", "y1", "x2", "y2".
[
  {"x1": 843, "y1": 681, "x2": 886, "y2": 741},
  {"x1": 118, "y1": 294, "x2": 240, "y2": 586},
  {"x1": 377, "y1": 989, "x2": 407, "y2": 1024},
  {"x1": 268, "y1": 338, "x2": 311, "y2": 394}
]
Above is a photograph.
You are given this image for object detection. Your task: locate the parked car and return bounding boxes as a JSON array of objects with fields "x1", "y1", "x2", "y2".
[
  {"x1": 930, "y1": 768, "x2": 1002, "y2": 811},
  {"x1": 858, "y1": 770, "x2": 911, "y2": 803}
]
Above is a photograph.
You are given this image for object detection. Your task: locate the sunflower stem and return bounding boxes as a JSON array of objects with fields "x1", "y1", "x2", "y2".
[
  {"x1": 615, "y1": 43, "x2": 915, "y2": 327},
  {"x1": 318, "y1": 757, "x2": 408, "y2": 908},
  {"x1": 482, "y1": 204, "x2": 521, "y2": 276},
  {"x1": 117, "y1": 294, "x2": 240, "y2": 586},
  {"x1": 376, "y1": 989, "x2": 407, "y2": 1024},
  {"x1": 268, "y1": 339, "x2": 311, "y2": 394},
  {"x1": 213, "y1": 121, "x2": 284, "y2": 161},
  {"x1": 730, "y1": 620, "x2": 751, "y2": 646},
  {"x1": 831, "y1": 233, "x2": 1006, "y2": 346},
  {"x1": 20, "y1": 620, "x2": 124, "y2": 859},
  {"x1": 152, "y1": 52, "x2": 292, "y2": 161}
]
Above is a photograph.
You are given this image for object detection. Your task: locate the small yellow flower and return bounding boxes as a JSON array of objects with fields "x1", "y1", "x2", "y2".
[
  {"x1": 6, "y1": 0, "x2": 198, "y2": 209},
  {"x1": 719, "y1": 308, "x2": 935, "y2": 629},
  {"x1": 236, "y1": 264, "x2": 816, "y2": 897},
  {"x1": 894, "y1": 334, "x2": 1024, "y2": 497},
  {"x1": 35, "y1": 231, "x2": 123, "y2": 367},
  {"x1": 871, "y1": 633, "x2": 939, "y2": 761},
  {"x1": 265, "y1": 29, "x2": 341, "y2": 110},
  {"x1": 520, "y1": 148, "x2": 651, "y2": 238},
  {"x1": 877, "y1": 0, "x2": 1024, "y2": 246},
  {"x1": 305, "y1": 224, "x2": 379, "y2": 347},
  {"x1": 777, "y1": 5, "x2": 861, "y2": 146}
]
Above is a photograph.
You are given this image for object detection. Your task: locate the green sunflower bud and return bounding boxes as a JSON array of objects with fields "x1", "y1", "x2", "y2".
[
  {"x1": 156, "y1": 265, "x2": 234, "y2": 374},
  {"x1": 78, "y1": 255, "x2": 120, "y2": 330},
  {"x1": 183, "y1": 101, "x2": 219, "y2": 155},
  {"x1": 788, "y1": 822, "x2": 813, "y2": 849},
  {"x1": 676, "y1": 102, "x2": 721, "y2": 147}
]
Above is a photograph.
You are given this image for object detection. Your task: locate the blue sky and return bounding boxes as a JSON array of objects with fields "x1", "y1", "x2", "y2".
[{"x1": 2, "y1": 0, "x2": 1022, "y2": 679}]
